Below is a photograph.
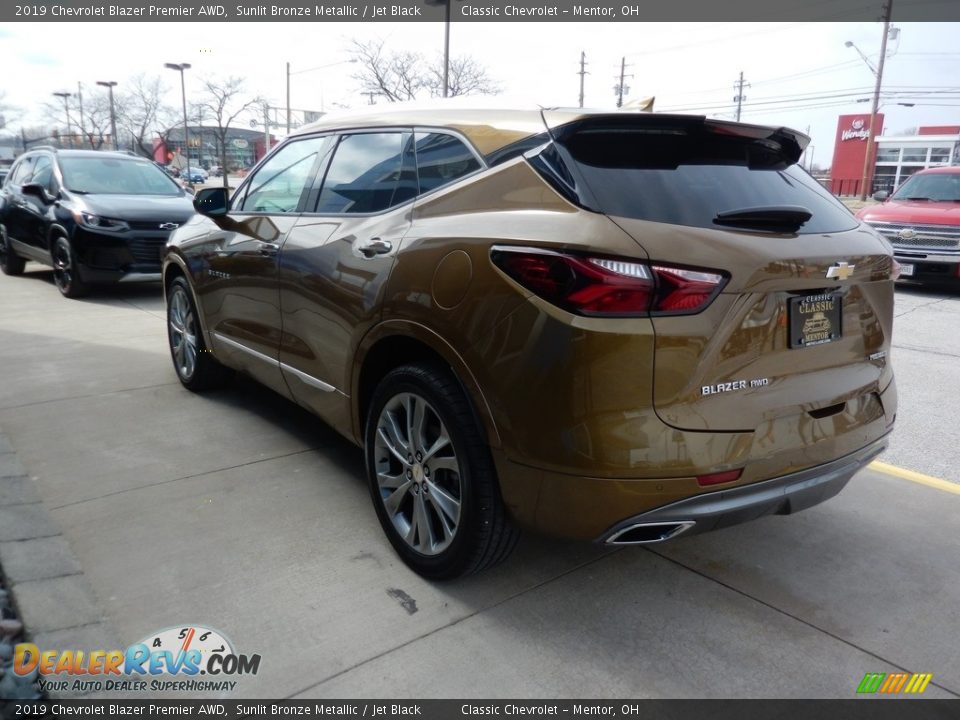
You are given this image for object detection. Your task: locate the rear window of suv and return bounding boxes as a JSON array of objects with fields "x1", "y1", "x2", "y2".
[
  {"x1": 547, "y1": 120, "x2": 857, "y2": 235},
  {"x1": 60, "y1": 157, "x2": 182, "y2": 196}
]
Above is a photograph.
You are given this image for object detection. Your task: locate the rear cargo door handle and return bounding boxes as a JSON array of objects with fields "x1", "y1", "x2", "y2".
[
  {"x1": 258, "y1": 242, "x2": 280, "y2": 256},
  {"x1": 357, "y1": 238, "x2": 392, "y2": 258}
]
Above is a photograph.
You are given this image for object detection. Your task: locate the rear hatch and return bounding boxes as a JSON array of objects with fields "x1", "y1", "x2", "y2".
[{"x1": 538, "y1": 112, "x2": 895, "y2": 432}]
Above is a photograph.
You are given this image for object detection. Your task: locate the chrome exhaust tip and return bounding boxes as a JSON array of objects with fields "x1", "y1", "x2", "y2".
[{"x1": 604, "y1": 521, "x2": 696, "y2": 545}]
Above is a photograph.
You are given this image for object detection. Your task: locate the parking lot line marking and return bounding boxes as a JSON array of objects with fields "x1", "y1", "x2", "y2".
[{"x1": 870, "y1": 461, "x2": 960, "y2": 496}]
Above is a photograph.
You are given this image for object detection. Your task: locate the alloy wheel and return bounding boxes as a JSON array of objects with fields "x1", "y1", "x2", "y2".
[
  {"x1": 52, "y1": 238, "x2": 73, "y2": 292},
  {"x1": 168, "y1": 286, "x2": 198, "y2": 381},
  {"x1": 373, "y1": 392, "x2": 463, "y2": 556}
]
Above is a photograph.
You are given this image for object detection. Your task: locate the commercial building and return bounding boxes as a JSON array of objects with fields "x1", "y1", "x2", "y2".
[
  {"x1": 153, "y1": 125, "x2": 277, "y2": 171},
  {"x1": 829, "y1": 113, "x2": 960, "y2": 196}
]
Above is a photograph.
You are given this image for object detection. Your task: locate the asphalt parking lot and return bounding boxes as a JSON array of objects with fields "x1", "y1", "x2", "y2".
[{"x1": 1, "y1": 266, "x2": 958, "y2": 699}]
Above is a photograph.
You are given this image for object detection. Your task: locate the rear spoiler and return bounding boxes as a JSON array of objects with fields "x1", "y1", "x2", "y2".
[{"x1": 540, "y1": 111, "x2": 809, "y2": 164}]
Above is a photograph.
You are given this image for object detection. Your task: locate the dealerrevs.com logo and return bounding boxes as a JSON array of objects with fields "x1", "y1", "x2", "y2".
[
  {"x1": 13, "y1": 625, "x2": 261, "y2": 694},
  {"x1": 857, "y1": 672, "x2": 933, "y2": 695}
]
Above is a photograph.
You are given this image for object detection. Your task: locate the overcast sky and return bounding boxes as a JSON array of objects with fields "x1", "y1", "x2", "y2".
[{"x1": 2, "y1": 21, "x2": 959, "y2": 167}]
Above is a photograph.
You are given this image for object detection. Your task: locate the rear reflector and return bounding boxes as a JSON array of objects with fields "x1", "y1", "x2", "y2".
[
  {"x1": 696, "y1": 469, "x2": 743, "y2": 487},
  {"x1": 491, "y1": 246, "x2": 725, "y2": 317}
]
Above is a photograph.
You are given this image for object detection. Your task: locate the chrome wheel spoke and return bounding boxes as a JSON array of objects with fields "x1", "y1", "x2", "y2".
[
  {"x1": 421, "y1": 430, "x2": 451, "y2": 462},
  {"x1": 428, "y1": 455, "x2": 459, "y2": 474},
  {"x1": 377, "y1": 423, "x2": 410, "y2": 467},
  {"x1": 425, "y1": 481, "x2": 460, "y2": 533},
  {"x1": 383, "y1": 479, "x2": 413, "y2": 515},
  {"x1": 413, "y1": 492, "x2": 436, "y2": 551}
]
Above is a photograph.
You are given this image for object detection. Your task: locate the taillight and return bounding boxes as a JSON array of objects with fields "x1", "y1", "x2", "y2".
[{"x1": 491, "y1": 247, "x2": 725, "y2": 317}]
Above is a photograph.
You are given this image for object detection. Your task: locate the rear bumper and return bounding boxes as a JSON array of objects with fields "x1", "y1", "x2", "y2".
[{"x1": 598, "y1": 435, "x2": 888, "y2": 544}]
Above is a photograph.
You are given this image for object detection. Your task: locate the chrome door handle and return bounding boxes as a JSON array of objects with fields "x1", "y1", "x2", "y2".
[
  {"x1": 259, "y1": 242, "x2": 280, "y2": 256},
  {"x1": 357, "y1": 238, "x2": 392, "y2": 258}
]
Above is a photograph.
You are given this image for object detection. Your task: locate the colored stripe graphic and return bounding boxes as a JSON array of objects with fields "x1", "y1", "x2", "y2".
[{"x1": 857, "y1": 672, "x2": 933, "y2": 694}]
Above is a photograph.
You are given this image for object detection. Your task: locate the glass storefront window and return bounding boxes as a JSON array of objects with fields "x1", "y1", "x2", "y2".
[
  {"x1": 901, "y1": 148, "x2": 927, "y2": 163},
  {"x1": 875, "y1": 147, "x2": 900, "y2": 162},
  {"x1": 930, "y1": 147, "x2": 952, "y2": 163}
]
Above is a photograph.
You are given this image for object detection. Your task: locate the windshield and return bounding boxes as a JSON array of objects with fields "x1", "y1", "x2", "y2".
[
  {"x1": 60, "y1": 156, "x2": 182, "y2": 196},
  {"x1": 891, "y1": 173, "x2": 960, "y2": 202}
]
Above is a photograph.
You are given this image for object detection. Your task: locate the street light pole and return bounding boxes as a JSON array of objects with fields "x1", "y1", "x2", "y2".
[
  {"x1": 164, "y1": 63, "x2": 193, "y2": 186},
  {"x1": 97, "y1": 81, "x2": 119, "y2": 151},
  {"x1": 52, "y1": 92, "x2": 72, "y2": 148},
  {"x1": 424, "y1": 0, "x2": 453, "y2": 97}
]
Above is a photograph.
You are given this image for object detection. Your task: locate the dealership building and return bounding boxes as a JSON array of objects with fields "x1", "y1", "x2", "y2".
[{"x1": 829, "y1": 113, "x2": 960, "y2": 196}]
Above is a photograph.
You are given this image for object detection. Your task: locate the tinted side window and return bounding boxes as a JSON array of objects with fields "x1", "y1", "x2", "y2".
[
  {"x1": 239, "y1": 137, "x2": 330, "y2": 213},
  {"x1": 414, "y1": 132, "x2": 481, "y2": 194},
  {"x1": 315, "y1": 132, "x2": 415, "y2": 215},
  {"x1": 31, "y1": 156, "x2": 55, "y2": 192},
  {"x1": 10, "y1": 157, "x2": 34, "y2": 186}
]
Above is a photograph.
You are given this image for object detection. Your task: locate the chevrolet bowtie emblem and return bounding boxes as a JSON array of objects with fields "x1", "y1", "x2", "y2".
[
  {"x1": 826, "y1": 261, "x2": 855, "y2": 280},
  {"x1": 159, "y1": 222, "x2": 180, "y2": 230}
]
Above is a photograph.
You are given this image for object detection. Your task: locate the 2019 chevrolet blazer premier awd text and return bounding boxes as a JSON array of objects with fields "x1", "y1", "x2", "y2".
[{"x1": 162, "y1": 107, "x2": 898, "y2": 579}]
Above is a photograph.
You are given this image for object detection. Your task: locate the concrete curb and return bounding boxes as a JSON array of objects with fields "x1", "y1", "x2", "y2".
[{"x1": 0, "y1": 428, "x2": 121, "y2": 699}]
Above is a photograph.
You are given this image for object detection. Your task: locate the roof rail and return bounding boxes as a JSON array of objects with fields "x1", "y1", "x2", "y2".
[{"x1": 28, "y1": 145, "x2": 58, "y2": 152}]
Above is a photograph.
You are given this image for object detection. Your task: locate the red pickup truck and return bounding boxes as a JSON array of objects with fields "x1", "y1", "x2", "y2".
[{"x1": 856, "y1": 166, "x2": 960, "y2": 285}]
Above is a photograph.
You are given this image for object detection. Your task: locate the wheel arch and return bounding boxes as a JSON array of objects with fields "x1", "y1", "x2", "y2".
[{"x1": 352, "y1": 321, "x2": 501, "y2": 451}]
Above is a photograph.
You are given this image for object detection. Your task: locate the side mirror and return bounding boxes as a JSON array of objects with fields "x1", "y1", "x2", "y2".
[
  {"x1": 22, "y1": 183, "x2": 53, "y2": 204},
  {"x1": 872, "y1": 191, "x2": 889, "y2": 202},
  {"x1": 193, "y1": 187, "x2": 229, "y2": 217}
]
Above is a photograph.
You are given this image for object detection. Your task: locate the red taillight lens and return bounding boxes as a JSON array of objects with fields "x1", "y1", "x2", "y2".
[
  {"x1": 491, "y1": 247, "x2": 725, "y2": 317},
  {"x1": 696, "y1": 468, "x2": 743, "y2": 487}
]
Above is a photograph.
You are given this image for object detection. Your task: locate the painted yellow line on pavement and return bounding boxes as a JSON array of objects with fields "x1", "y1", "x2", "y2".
[{"x1": 869, "y1": 461, "x2": 960, "y2": 496}]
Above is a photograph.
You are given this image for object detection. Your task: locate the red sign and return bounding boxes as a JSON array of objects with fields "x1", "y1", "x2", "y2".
[{"x1": 830, "y1": 113, "x2": 885, "y2": 195}]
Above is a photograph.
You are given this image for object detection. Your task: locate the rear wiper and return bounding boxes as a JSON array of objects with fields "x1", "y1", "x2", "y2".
[{"x1": 713, "y1": 205, "x2": 813, "y2": 233}]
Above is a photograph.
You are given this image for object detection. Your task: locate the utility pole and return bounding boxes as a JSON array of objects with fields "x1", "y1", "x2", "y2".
[
  {"x1": 286, "y1": 62, "x2": 291, "y2": 134},
  {"x1": 77, "y1": 82, "x2": 87, "y2": 148},
  {"x1": 860, "y1": 0, "x2": 893, "y2": 201},
  {"x1": 365, "y1": 91, "x2": 378, "y2": 105},
  {"x1": 577, "y1": 51, "x2": 588, "y2": 108},
  {"x1": 733, "y1": 71, "x2": 750, "y2": 122},
  {"x1": 614, "y1": 57, "x2": 632, "y2": 108},
  {"x1": 97, "y1": 81, "x2": 119, "y2": 151},
  {"x1": 52, "y1": 92, "x2": 72, "y2": 148}
]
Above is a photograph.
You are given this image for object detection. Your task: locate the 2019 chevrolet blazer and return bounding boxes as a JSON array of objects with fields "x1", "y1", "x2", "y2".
[{"x1": 162, "y1": 107, "x2": 898, "y2": 578}]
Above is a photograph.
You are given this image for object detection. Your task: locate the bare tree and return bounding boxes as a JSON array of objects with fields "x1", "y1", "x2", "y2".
[
  {"x1": 197, "y1": 76, "x2": 262, "y2": 187},
  {"x1": 116, "y1": 74, "x2": 177, "y2": 157},
  {"x1": 349, "y1": 38, "x2": 499, "y2": 103},
  {"x1": 0, "y1": 91, "x2": 22, "y2": 132},
  {"x1": 80, "y1": 90, "x2": 114, "y2": 150},
  {"x1": 426, "y1": 55, "x2": 500, "y2": 98}
]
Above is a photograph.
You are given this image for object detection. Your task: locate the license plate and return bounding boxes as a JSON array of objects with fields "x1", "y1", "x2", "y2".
[
  {"x1": 899, "y1": 263, "x2": 915, "y2": 277},
  {"x1": 788, "y1": 293, "x2": 843, "y2": 348}
]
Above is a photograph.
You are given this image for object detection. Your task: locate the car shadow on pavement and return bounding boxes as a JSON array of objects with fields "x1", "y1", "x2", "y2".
[{"x1": 14, "y1": 267, "x2": 165, "y2": 305}]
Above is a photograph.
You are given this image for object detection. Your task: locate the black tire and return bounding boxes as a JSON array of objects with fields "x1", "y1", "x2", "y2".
[
  {"x1": 365, "y1": 364, "x2": 519, "y2": 579},
  {"x1": 51, "y1": 235, "x2": 90, "y2": 298},
  {"x1": 166, "y1": 276, "x2": 232, "y2": 391},
  {"x1": 0, "y1": 226, "x2": 27, "y2": 276}
]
